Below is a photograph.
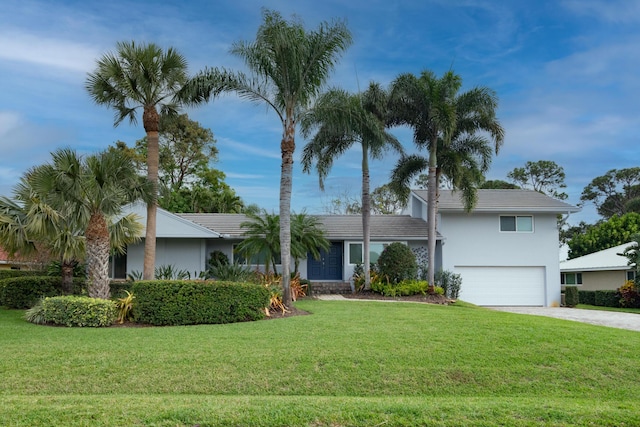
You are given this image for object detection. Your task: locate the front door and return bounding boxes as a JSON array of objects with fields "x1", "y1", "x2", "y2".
[{"x1": 307, "y1": 242, "x2": 343, "y2": 280}]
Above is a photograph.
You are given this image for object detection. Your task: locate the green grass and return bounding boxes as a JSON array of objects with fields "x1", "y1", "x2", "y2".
[
  {"x1": 576, "y1": 304, "x2": 640, "y2": 314},
  {"x1": 2, "y1": 299, "x2": 639, "y2": 426}
]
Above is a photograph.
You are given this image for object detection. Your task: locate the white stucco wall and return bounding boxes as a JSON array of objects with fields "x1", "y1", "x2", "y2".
[
  {"x1": 439, "y1": 212, "x2": 562, "y2": 306},
  {"x1": 126, "y1": 238, "x2": 207, "y2": 278}
]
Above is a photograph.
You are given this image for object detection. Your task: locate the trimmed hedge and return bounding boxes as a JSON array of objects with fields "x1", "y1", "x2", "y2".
[
  {"x1": 564, "y1": 286, "x2": 579, "y2": 307},
  {"x1": 578, "y1": 290, "x2": 596, "y2": 306},
  {"x1": 372, "y1": 279, "x2": 429, "y2": 297},
  {"x1": 109, "y1": 281, "x2": 131, "y2": 299},
  {"x1": 0, "y1": 270, "x2": 45, "y2": 280},
  {"x1": 130, "y1": 280, "x2": 270, "y2": 326},
  {"x1": 594, "y1": 290, "x2": 620, "y2": 308},
  {"x1": 42, "y1": 296, "x2": 117, "y2": 327},
  {"x1": 0, "y1": 276, "x2": 86, "y2": 309}
]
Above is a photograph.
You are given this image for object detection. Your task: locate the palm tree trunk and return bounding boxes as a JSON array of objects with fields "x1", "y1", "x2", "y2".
[
  {"x1": 427, "y1": 138, "x2": 438, "y2": 293},
  {"x1": 280, "y1": 116, "x2": 295, "y2": 307},
  {"x1": 362, "y1": 145, "x2": 371, "y2": 290},
  {"x1": 85, "y1": 212, "x2": 111, "y2": 299},
  {"x1": 60, "y1": 261, "x2": 74, "y2": 294},
  {"x1": 143, "y1": 106, "x2": 159, "y2": 280}
]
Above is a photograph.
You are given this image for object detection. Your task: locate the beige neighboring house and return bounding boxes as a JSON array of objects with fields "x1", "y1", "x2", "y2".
[{"x1": 560, "y1": 242, "x2": 636, "y2": 291}]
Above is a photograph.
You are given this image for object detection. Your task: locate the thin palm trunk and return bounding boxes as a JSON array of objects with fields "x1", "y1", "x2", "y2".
[
  {"x1": 61, "y1": 261, "x2": 75, "y2": 294},
  {"x1": 86, "y1": 212, "x2": 111, "y2": 299},
  {"x1": 427, "y1": 136, "x2": 438, "y2": 292},
  {"x1": 143, "y1": 106, "x2": 160, "y2": 280},
  {"x1": 362, "y1": 144, "x2": 372, "y2": 289},
  {"x1": 280, "y1": 116, "x2": 295, "y2": 305}
]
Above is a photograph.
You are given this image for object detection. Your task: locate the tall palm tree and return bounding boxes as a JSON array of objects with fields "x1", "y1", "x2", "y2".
[
  {"x1": 183, "y1": 10, "x2": 352, "y2": 306},
  {"x1": 301, "y1": 82, "x2": 403, "y2": 288},
  {"x1": 290, "y1": 211, "x2": 330, "y2": 275},
  {"x1": 388, "y1": 70, "x2": 503, "y2": 290},
  {"x1": 86, "y1": 41, "x2": 194, "y2": 280}
]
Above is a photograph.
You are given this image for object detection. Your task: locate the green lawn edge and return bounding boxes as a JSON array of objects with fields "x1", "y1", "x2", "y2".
[{"x1": 2, "y1": 395, "x2": 638, "y2": 427}]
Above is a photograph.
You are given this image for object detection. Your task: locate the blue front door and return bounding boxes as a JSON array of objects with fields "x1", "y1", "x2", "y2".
[{"x1": 307, "y1": 242, "x2": 343, "y2": 280}]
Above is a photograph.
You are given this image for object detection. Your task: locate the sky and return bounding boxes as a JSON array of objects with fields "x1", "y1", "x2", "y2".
[{"x1": 1, "y1": 0, "x2": 638, "y2": 225}]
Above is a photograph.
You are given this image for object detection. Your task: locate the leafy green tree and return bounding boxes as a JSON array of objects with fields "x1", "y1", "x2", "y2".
[
  {"x1": 236, "y1": 210, "x2": 281, "y2": 275},
  {"x1": 507, "y1": 160, "x2": 567, "y2": 200},
  {"x1": 184, "y1": 10, "x2": 352, "y2": 306},
  {"x1": 480, "y1": 179, "x2": 520, "y2": 189},
  {"x1": 620, "y1": 234, "x2": 640, "y2": 284},
  {"x1": 301, "y1": 82, "x2": 403, "y2": 288},
  {"x1": 568, "y1": 213, "x2": 640, "y2": 259},
  {"x1": 370, "y1": 184, "x2": 406, "y2": 215},
  {"x1": 580, "y1": 168, "x2": 640, "y2": 218},
  {"x1": 0, "y1": 148, "x2": 147, "y2": 297},
  {"x1": 291, "y1": 212, "x2": 330, "y2": 275},
  {"x1": 388, "y1": 70, "x2": 503, "y2": 289},
  {"x1": 86, "y1": 41, "x2": 197, "y2": 280}
]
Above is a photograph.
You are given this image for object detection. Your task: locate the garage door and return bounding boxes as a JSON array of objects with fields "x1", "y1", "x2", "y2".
[{"x1": 454, "y1": 266, "x2": 545, "y2": 306}]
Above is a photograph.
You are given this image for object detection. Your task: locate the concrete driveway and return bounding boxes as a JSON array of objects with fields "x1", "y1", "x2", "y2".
[{"x1": 489, "y1": 307, "x2": 640, "y2": 332}]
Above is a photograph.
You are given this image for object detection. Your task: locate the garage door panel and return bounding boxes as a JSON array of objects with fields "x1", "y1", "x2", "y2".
[{"x1": 455, "y1": 266, "x2": 545, "y2": 306}]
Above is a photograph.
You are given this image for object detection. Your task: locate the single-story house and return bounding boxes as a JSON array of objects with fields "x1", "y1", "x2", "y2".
[
  {"x1": 115, "y1": 189, "x2": 578, "y2": 306},
  {"x1": 559, "y1": 242, "x2": 636, "y2": 291}
]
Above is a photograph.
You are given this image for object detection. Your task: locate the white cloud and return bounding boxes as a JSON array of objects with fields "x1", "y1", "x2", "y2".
[{"x1": 562, "y1": 0, "x2": 640, "y2": 23}]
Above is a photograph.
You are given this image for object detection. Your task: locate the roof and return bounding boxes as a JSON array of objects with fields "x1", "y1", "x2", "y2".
[
  {"x1": 560, "y1": 242, "x2": 634, "y2": 272},
  {"x1": 177, "y1": 213, "x2": 438, "y2": 241},
  {"x1": 412, "y1": 189, "x2": 580, "y2": 213},
  {"x1": 122, "y1": 203, "x2": 221, "y2": 238}
]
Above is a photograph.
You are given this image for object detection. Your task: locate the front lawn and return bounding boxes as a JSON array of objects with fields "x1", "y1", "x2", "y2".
[
  {"x1": 2, "y1": 300, "x2": 639, "y2": 426},
  {"x1": 577, "y1": 304, "x2": 640, "y2": 314}
]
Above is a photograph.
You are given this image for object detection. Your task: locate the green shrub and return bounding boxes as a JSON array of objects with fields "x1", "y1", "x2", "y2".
[
  {"x1": 0, "y1": 270, "x2": 45, "y2": 280},
  {"x1": 435, "y1": 270, "x2": 462, "y2": 299},
  {"x1": 130, "y1": 280, "x2": 270, "y2": 326},
  {"x1": 372, "y1": 279, "x2": 429, "y2": 297},
  {"x1": 578, "y1": 290, "x2": 596, "y2": 305},
  {"x1": 207, "y1": 250, "x2": 230, "y2": 269},
  {"x1": 205, "y1": 262, "x2": 255, "y2": 281},
  {"x1": 42, "y1": 296, "x2": 117, "y2": 327},
  {"x1": 377, "y1": 243, "x2": 418, "y2": 284},
  {"x1": 109, "y1": 281, "x2": 131, "y2": 299},
  {"x1": 25, "y1": 299, "x2": 47, "y2": 325},
  {"x1": 564, "y1": 286, "x2": 579, "y2": 307},
  {"x1": 155, "y1": 264, "x2": 191, "y2": 280},
  {"x1": 1, "y1": 276, "x2": 86, "y2": 309},
  {"x1": 594, "y1": 290, "x2": 620, "y2": 307}
]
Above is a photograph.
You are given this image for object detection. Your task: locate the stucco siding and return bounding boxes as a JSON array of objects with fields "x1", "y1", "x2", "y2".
[
  {"x1": 578, "y1": 270, "x2": 628, "y2": 291},
  {"x1": 126, "y1": 238, "x2": 207, "y2": 277},
  {"x1": 439, "y1": 212, "x2": 562, "y2": 306}
]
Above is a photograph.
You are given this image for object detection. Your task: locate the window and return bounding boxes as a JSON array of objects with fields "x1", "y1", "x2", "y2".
[
  {"x1": 348, "y1": 242, "x2": 393, "y2": 264},
  {"x1": 561, "y1": 272, "x2": 582, "y2": 285},
  {"x1": 500, "y1": 215, "x2": 533, "y2": 232},
  {"x1": 627, "y1": 271, "x2": 636, "y2": 281}
]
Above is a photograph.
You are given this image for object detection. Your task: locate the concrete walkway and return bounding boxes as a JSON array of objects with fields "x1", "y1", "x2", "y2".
[
  {"x1": 316, "y1": 295, "x2": 640, "y2": 332},
  {"x1": 488, "y1": 307, "x2": 640, "y2": 332}
]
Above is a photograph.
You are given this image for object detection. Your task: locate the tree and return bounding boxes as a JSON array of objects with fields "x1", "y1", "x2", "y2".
[
  {"x1": 580, "y1": 168, "x2": 640, "y2": 219},
  {"x1": 370, "y1": 184, "x2": 406, "y2": 215},
  {"x1": 290, "y1": 212, "x2": 330, "y2": 275},
  {"x1": 480, "y1": 179, "x2": 520, "y2": 189},
  {"x1": 567, "y1": 213, "x2": 640, "y2": 259},
  {"x1": 388, "y1": 70, "x2": 503, "y2": 289},
  {"x1": 507, "y1": 160, "x2": 567, "y2": 200},
  {"x1": 0, "y1": 148, "x2": 147, "y2": 297},
  {"x1": 620, "y1": 234, "x2": 640, "y2": 283},
  {"x1": 185, "y1": 10, "x2": 352, "y2": 306},
  {"x1": 86, "y1": 41, "x2": 197, "y2": 280},
  {"x1": 236, "y1": 210, "x2": 281, "y2": 275},
  {"x1": 301, "y1": 83, "x2": 403, "y2": 288}
]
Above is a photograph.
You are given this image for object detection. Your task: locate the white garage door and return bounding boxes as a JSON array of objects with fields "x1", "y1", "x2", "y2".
[{"x1": 454, "y1": 266, "x2": 545, "y2": 306}]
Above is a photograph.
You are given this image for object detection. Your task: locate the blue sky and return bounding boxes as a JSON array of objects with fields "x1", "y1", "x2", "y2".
[{"x1": 1, "y1": 0, "x2": 638, "y2": 225}]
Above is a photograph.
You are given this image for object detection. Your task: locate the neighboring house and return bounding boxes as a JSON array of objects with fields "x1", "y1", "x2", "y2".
[
  {"x1": 0, "y1": 247, "x2": 29, "y2": 270},
  {"x1": 117, "y1": 189, "x2": 578, "y2": 306},
  {"x1": 559, "y1": 242, "x2": 636, "y2": 291},
  {"x1": 406, "y1": 189, "x2": 579, "y2": 307}
]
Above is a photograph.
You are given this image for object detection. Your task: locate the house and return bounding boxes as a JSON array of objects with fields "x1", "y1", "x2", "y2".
[
  {"x1": 405, "y1": 189, "x2": 579, "y2": 306},
  {"x1": 559, "y1": 242, "x2": 636, "y2": 291},
  {"x1": 116, "y1": 189, "x2": 578, "y2": 306}
]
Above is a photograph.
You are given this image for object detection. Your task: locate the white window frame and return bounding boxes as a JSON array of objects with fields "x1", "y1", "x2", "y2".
[
  {"x1": 561, "y1": 272, "x2": 582, "y2": 285},
  {"x1": 499, "y1": 215, "x2": 534, "y2": 233},
  {"x1": 348, "y1": 241, "x2": 399, "y2": 265},
  {"x1": 627, "y1": 271, "x2": 636, "y2": 282}
]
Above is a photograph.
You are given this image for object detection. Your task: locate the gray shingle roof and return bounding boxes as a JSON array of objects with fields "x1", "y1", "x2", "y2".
[
  {"x1": 177, "y1": 213, "x2": 435, "y2": 240},
  {"x1": 412, "y1": 189, "x2": 580, "y2": 213}
]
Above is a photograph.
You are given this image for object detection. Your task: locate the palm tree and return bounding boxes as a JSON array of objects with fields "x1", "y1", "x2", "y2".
[
  {"x1": 236, "y1": 210, "x2": 281, "y2": 275},
  {"x1": 86, "y1": 41, "x2": 195, "y2": 280},
  {"x1": 388, "y1": 70, "x2": 503, "y2": 290},
  {"x1": 290, "y1": 211, "x2": 330, "y2": 275},
  {"x1": 182, "y1": 10, "x2": 352, "y2": 306},
  {"x1": 301, "y1": 82, "x2": 403, "y2": 288},
  {"x1": 19, "y1": 148, "x2": 147, "y2": 298}
]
